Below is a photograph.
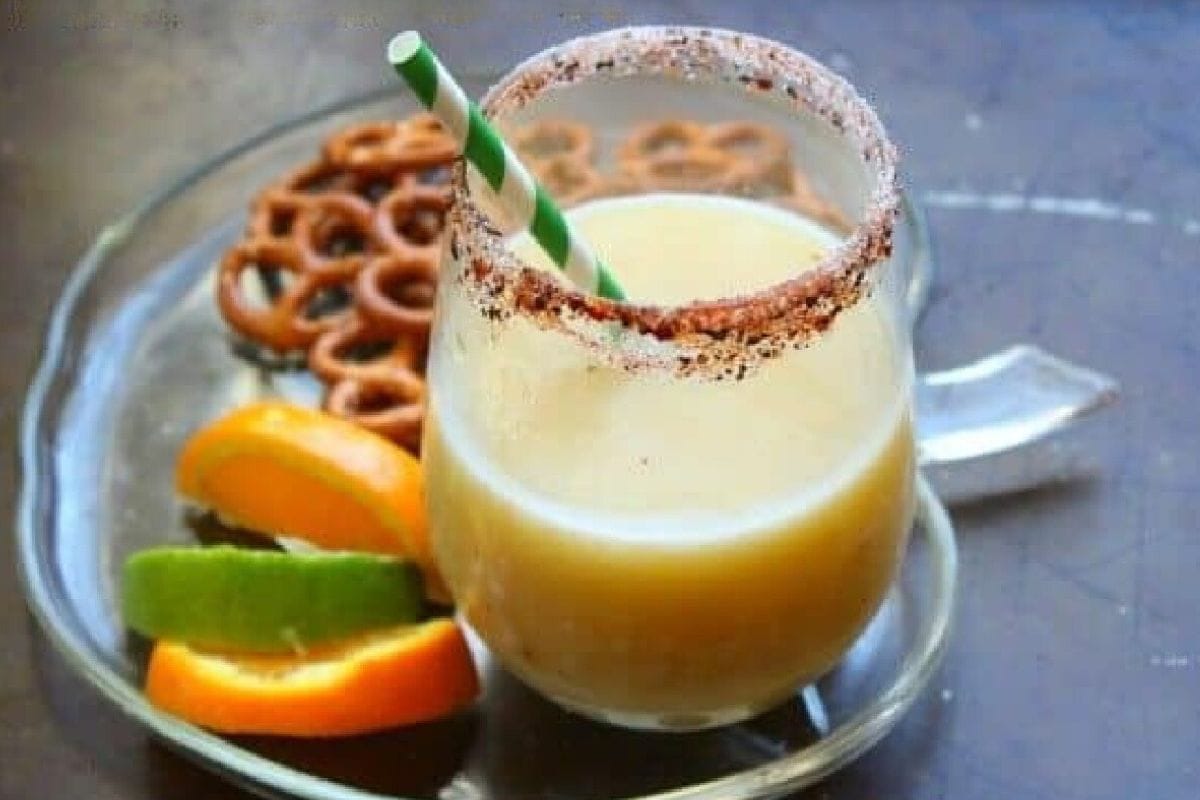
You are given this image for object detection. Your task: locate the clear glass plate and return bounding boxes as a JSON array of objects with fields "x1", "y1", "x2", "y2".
[{"x1": 16, "y1": 86, "x2": 955, "y2": 800}]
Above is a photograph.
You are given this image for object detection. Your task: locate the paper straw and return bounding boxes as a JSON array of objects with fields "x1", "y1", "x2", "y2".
[{"x1": 387, "y1": 30, "x2": 625, "y2": 301}]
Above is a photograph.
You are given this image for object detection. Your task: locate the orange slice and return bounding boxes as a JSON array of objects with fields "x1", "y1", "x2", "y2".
[
  {"x1": 145, "y1": 619, "x2": 479, "y2": 736},
  {"x1": 176, "y1": 402, "x2": 440, "y2": 594}
]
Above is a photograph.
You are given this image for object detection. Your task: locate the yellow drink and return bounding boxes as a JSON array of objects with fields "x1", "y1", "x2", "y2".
[{"x1": 425, "y1": 194, "x2": 914, "y2": 726}]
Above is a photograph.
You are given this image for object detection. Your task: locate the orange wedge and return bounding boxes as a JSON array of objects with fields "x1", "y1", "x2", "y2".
[
  {"x1": 145, "y1": 619, "x2": 479, "y2": 736},
  {"x1": 176, "y1": 402, "x2": 441, "y2": 594}
]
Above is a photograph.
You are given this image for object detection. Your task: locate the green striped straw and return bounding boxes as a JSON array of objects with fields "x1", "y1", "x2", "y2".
[{"x1": 388, "y1": 31, "x2": 625, "y2": 301}]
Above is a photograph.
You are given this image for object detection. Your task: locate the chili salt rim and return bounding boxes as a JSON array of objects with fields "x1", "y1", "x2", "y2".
[{"x1": 448, "y1": 26, "x2": 900, "y2": 378}]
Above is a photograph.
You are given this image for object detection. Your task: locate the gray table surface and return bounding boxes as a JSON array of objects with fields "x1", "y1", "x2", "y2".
[{"x1": 2, "y1": 1, "x2": 1198, "y2": 798}]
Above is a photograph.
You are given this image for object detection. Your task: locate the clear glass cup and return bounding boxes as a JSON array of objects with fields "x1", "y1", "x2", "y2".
[{"x1": 423, "y1": 26, "x2": 910, "y2": 731}]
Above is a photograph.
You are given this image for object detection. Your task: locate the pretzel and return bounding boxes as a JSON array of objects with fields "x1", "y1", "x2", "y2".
[
  {"x1": 514, "y1": 119, "x2": 594, "y2": 165},
  {"x1": 619, "y1": 120, "x2": 741, "y2": 192},
  {"x1": 323, "y1": 115, "x2": 458, "y2": 173},
  {"x1": 291, "y1": 193, "x2": 386, "y2": 266},
  {"x1": 531, "y1": 156, "x2": 611, "y2": 206},
  {"x1": 325, "y1": 376, "x2": 426, "y2": 450},
  {"x1": 621, "y1": 146, "x2": 739, "y2": 193},
  {"x1": 618, "y1": 120, "x2": 710, "y2": 166},
  {"x1": 374, "y1": 174, "x2": 451, "y2": 255},
  {"x1": 308, "y1": 313, "x2": 427, "y2": 448},
  {"x1": 707, "y1": 122, "x2": 794, "y2": 195},
  {"x1": 618, "y1": 119, "x2": 798, "y2": 195},
  {"x1": 217, "y1": 238, "x2": 358, "y2": 352},
  {"x1": 278, "y1": 158, "x2": 359, "y2": 196},
  {"x1": 354, "y1": 254, "x2": 438, "y2": 336},
  {"x1": 247, "y1": 189, "x2": 308, "y2": 241},
  {"x1": 308, "y1": 312, "x2": 423, "y2": 381}
]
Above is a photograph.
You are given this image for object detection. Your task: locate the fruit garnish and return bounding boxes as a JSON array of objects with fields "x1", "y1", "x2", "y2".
[
  {"x1": 122, "y1": 547, "x2": 424, "y2": 653},
  {"x1": 175, "y1": 401, "x2": 443, "y2": 597},
  {"x1": 145, "y1": 619, "x2": 479, "y2": 736}
]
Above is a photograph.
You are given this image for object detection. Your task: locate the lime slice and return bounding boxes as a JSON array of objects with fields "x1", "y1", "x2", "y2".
[{"x1": 122, "y1": 547, "x2": 424, "y2": 653}]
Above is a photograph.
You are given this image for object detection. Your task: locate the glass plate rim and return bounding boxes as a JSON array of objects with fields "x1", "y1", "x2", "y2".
[{"x1": 17, "y1": 84, "x2": 951, "y2": 800}]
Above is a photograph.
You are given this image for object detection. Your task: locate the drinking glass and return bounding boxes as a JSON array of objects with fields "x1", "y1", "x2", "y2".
[{"x1": 423, "y1": 26, "x2": 910, "y2": 730}]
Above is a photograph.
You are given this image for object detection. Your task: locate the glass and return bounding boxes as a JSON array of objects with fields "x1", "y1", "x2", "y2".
[{"x1": 424, "y1": 27, "x2": 912, "y2": 729}]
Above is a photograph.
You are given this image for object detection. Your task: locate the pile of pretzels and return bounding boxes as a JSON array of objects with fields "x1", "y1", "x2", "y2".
[{"x1": 218, "y1": 114, "x2": 455, "y2": 451}]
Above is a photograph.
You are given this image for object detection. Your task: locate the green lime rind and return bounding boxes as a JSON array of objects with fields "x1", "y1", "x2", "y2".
[{"x1": 122, "y1": 547, "x2": 424, "y2": 653}]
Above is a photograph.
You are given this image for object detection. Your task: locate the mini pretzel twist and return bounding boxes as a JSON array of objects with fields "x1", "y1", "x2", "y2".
[
  {"x1": 290, "y1": 193, "x2": 385, "y2": 268},
  {"x1": 617, "y1": 120, "x2": 708, "y2": 165},
  {"x1": 513, "y1": 119, "x2": 595, "y2": 166},
  {"x1": 309, "y1": 314, "x2": 427, "y2": 449},
  {"x1": 324, "y1": 115, "x2": 458, "y2": 173},
  {"x1": 246, "y1": 189, "x2": 309, "y2": 241},
  {"x1": 308, "y1": 311, "x2": 424, "y2": 382},
  {"x1": 530, "y1": 156, "x2": 611, "y2": 206},
  {"x1": 618, "y1": 120, "x2": 740, "y2": 192},
  {"x1": 324, "y1": 376, "x2": 427, "y2": 450},
  {"x1": 706, "y1": 122, "x2": 794, "y2": 196},
  {"x1": 373, "y1": 174, "x2": 452, "y2": 256},
  {"x1": 278, "y1": 159, "x2": 359, "y2": 195},
  {"x1": 217, "y1": 238, "x2": 357, "y2": 353},
  {"x1": 354, "y1": 254, "x2": 439, "y2": 336}
]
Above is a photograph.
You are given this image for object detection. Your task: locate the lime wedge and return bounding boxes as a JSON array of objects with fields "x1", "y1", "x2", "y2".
[{"x1": 122, "y1": 547, "x2": 424, "y2": 653}]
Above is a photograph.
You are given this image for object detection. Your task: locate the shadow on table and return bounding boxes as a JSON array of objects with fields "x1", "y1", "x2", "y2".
[{"x1": 950, "y1": 474, "x2": 1102, "y2": 529}]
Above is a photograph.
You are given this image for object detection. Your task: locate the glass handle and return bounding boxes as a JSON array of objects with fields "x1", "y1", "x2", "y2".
[{"x1": 915, "y1": 345, "x2": 1119, "y2": 503}]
